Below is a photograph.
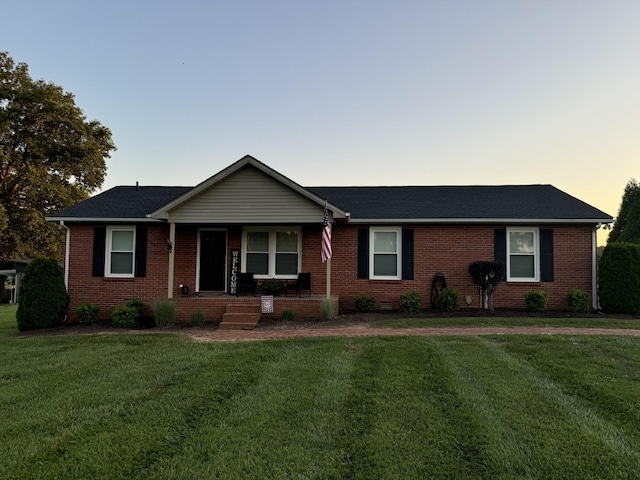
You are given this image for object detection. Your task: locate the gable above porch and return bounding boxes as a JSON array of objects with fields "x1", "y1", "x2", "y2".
[{"x1": 149, "y1": 155, "x2": 348, "y2": 224}]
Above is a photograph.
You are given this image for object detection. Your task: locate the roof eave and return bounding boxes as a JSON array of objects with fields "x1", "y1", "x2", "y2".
[
  {"x1": 346, "y1": 217, "x2": 614, "y2": 224},
  {"x1": 46, "y1": 217, "x2": 166, "y2": 224}
]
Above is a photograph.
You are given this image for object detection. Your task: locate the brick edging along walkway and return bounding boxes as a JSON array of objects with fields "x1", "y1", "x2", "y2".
[{"x1": 185, "y1": 326, "x2": 640, "y2": 343}]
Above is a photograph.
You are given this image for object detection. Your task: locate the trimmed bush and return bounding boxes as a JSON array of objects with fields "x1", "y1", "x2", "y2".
[
  {"x1": 112, "y1": 305, "x2": 139, "y2": 328},
  {"x1": 525, "y1": 290, "x2": 549, "y2": 312},
  {"x1": 436, "y1": 288, "x2": 461, "y2": 312},
  {"x1": 468, "y1": 261, "x2": 504, "y2": 311},
  {"x1": 354, "y1": 296, "x2": 376, "y2": 313},
  {"x1": 16, "y1": 258, "x2": 70, "y2": 331},
  {"x1": 399, "y1": 291, "x2": 422, "y2": 313},
  {"x1": 75, "y1": 303, "x2": 100, "y2": 325},
  {"x1": 279, "y1": 309, "x2": 297, "y2": 321},
  {"x1": 566, "y1": 289, "x2": 591, "y2": 314},
  {"x1": 599, "y1": 243, "x2": 640, "y2": 314},
  {"x1": 152, "y1": 298, "x2": 176, "y2": 327},
  {"x1": 125, "y1": 298, "x2": 147, "y2": 317},
  {"x1": 190, "y1": 310, "x2": 205, "y2": 327}
]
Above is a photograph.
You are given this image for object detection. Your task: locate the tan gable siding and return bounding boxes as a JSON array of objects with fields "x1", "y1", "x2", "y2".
[{"x1": 168, "y1": 166, "x2": 323, "y2": 223}]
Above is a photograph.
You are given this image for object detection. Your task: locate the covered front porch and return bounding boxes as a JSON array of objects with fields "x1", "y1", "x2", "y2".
[{"x1": 174, "y1": 294, "x2": 339, "y2": 324}]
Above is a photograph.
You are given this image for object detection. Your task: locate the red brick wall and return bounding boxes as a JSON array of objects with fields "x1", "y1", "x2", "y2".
[
  {"x1": 67, "y1": 224, "x2": 170, "y2": 321},
  {"x1": 331, "y1": 224, "x2": 595, "y2": 311},
  {"x1": 66, "y1": 222, "x2": 596, "y2": 321}
]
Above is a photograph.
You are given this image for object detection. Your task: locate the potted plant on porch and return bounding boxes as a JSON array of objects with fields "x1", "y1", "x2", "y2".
[{"x1": 260, "y1": 279, "x2": 285, "y2": 296}]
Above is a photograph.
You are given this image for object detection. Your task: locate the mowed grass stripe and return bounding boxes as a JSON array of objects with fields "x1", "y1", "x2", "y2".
[
  {"x1": 337, "y1": 337, "x2": 488, "y2": 479},
  {"x1": 482, "y1": 336, "x2": 640, "y2": 464},
  {"x1": 440, "y1": 336, "x2": 640, "y2": 478},
  {"x1": 143, "y1": 338, "x2": 358, "y2": 479},
  {"x1": 1, "y1": 337, "x2": 281, "y2": 479}
]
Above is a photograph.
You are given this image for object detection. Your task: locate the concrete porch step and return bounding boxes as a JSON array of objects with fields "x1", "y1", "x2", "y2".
[{"x1": 219, "y1": 312, "x2": 261, "y2": 330}]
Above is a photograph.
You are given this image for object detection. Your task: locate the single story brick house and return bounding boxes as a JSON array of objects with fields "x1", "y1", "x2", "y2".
[{"x1": 48, "y1": 155, "x2": 613, "y2": 322}]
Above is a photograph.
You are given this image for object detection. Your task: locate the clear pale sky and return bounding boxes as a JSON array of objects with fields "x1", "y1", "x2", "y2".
[{"x1": 3, "y1": 1, "x2": 639, "y2": 243}]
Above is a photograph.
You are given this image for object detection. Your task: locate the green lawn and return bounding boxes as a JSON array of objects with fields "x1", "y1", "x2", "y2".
[
  {"x1": 2, "y1": 305, "x2": 640, "y2": 479},
  {"x1": 370, "y1": 315, "x2": 640, "y2": 329}
]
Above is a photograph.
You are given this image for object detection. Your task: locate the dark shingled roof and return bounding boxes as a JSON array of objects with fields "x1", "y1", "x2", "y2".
[
  {"x1": 307, "y1": 185, "x2": 612, "y2": 220},
  {"x1": 49, "y1": 183, "x2": 612, "y2": 222},
  {"x1": 50, "y1": 186, "x2": 191, "y2": 219}
]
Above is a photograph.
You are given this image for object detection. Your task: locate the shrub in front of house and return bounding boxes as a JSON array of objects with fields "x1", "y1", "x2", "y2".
[
  {"x1": 112, "y1": 304, "x2": 140, "y2": 328},
  {"x1": 75, "y1": 303, "x2": 100, "y2": 325},
  {"x1": 152, "y1": 298, "x2": 176, "y2": 327},
  {"x1": 279, "y1": 309, "x2": 297, "y2": 321},
  {"x1": 599, "y1": 243, "x2": 640, "y2": 314},
  {"x1": 16, "y1": 258, "x2": 70, "y2": 331},
  {"x1": 436, "y1": 288, "x2": 461, "y2": 312},
  {"x1": 399, "y1": 291, "x2": 422, "y2": 313},
  {"x1": 525, "y1": 290, "x2": 549, "y2": 312},
  {"x1": 190, "y1": 310, "x2": 206, "y2": 327},
  {"x1": 354, "y1": 296, "x2": 376, "y2": 313},
  {"x1": 566, "y1": 289, "x2": 591, "y2": 314},
  {"x1": 125, "y1": 298, "x2": 147, "y2": 317}
]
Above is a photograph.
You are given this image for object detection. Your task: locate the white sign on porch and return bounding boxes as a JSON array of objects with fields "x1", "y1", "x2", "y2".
[{"x1": 261, "y1": 295, "x2": 274, "y2": 314}]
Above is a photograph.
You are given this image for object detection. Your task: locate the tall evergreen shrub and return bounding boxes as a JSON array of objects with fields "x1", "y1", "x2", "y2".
[
  {"x1": 599, "y1": 243, "x2": 640, "y2": 314},
  {"x1": 16, "y1": 258, "x2": 70, "y2": 331}
]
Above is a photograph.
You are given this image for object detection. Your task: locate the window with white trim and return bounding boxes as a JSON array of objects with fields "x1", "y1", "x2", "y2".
[
  {"x1": 370, "y1": 227, "x2": 401, "y2": 280},
  {"x1": 106, "y1": 226, "x2": 136, "y2": 277},
  {"x1": 243, "y1": 228, "x2": 300, "y2": 278},
  {"x1": 507, "y1": 227, "x2": 539, "y2": 282}
]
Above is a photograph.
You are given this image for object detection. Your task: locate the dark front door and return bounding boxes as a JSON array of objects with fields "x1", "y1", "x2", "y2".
[{"x1": 199, "y1": 230, "x2": 227, "y2": 291}]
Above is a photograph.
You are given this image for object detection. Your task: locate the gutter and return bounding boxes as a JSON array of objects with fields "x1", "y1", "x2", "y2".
[
  {"x1": 46, "y1": 217, "x2": 165, "y2": 223},
  {"x1": 346, "y1": 218, "x2": 615, "y2": 225}
]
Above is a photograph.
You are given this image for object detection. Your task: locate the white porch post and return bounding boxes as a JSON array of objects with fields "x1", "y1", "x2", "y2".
[
  {"x1": 326, "y1": 257, "x2": 331, "y2": 299},
  {"x1": 168, "y1": 222, "x2": 176, "y2": 299}
]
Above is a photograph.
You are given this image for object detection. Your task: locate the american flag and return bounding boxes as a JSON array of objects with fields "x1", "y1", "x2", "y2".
[{"x1": 321, "y1": 201, "x2": 332, "y2": 263}]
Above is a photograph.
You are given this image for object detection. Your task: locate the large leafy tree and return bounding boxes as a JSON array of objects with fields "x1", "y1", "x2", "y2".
[
  {"x1": 0, "y1": 52, "x2": 115, "y2": 260},
  {"x1": 608, "y1": 179, "x2": 640, "y2": 244}
]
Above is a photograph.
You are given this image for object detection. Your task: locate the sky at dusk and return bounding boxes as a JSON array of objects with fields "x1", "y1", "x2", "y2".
[{"x1": 3, "y1": 1, "x2": 639, "y2": 243}]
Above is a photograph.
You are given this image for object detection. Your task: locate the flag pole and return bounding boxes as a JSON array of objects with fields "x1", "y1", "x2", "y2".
[
  {"x1": 321, "y1": 200, "x2": 333, "y2": 299},
  {"x1": 326, "y1": 255, "x2": 331, "y2": 299}
]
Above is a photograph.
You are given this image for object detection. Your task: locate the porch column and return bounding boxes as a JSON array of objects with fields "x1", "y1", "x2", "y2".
[
  {"x1": 168, "y1": 222, "x2": 176, "y2": 299},
  {"x1": 326, "y1": 258, "x2": 331, "y2": 299}
]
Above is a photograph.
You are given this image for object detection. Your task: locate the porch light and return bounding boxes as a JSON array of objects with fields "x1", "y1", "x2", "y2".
[{"x1": 179, "y1": 284, "x2": 189, "y2": 295}]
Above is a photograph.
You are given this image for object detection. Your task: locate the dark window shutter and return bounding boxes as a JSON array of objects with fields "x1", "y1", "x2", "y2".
[
  {"x1": 357, "y1": 228, "x2": 369, "y2": 279},
  {"x1": 92, "y1": 226, "x2": 106, "y2": 277},
  {"x1": 540, "y1": 229, "x2": 554, "y2": 282},
  {"x1": 402, "y1": 228, "x2": 414, "y2": 280},
  {"x1": 494, "y1": 229, "x2": 506, "y2": 266},
  {"x1": 135, "y1": 227, "x2": 147, "y2": 278}
]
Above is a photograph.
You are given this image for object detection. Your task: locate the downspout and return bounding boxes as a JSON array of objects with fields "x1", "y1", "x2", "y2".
[
  {"x1": 59, "y1": 221, "x2": 70, "y2": 290},
  {"x1": 592, "y1": 225, "x2": 598, "y2": 311},
  {"x1": 168, "y1": 222, "x2": 176, "y2": 299}
]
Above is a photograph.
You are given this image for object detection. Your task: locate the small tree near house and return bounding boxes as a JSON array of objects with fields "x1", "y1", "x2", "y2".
[
  {"x1": 16, "y1": 258, "x2": 69, "y2": 331},
  {"x1": 468, "y1": 261, "x2": 505, "y2": 311}
]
